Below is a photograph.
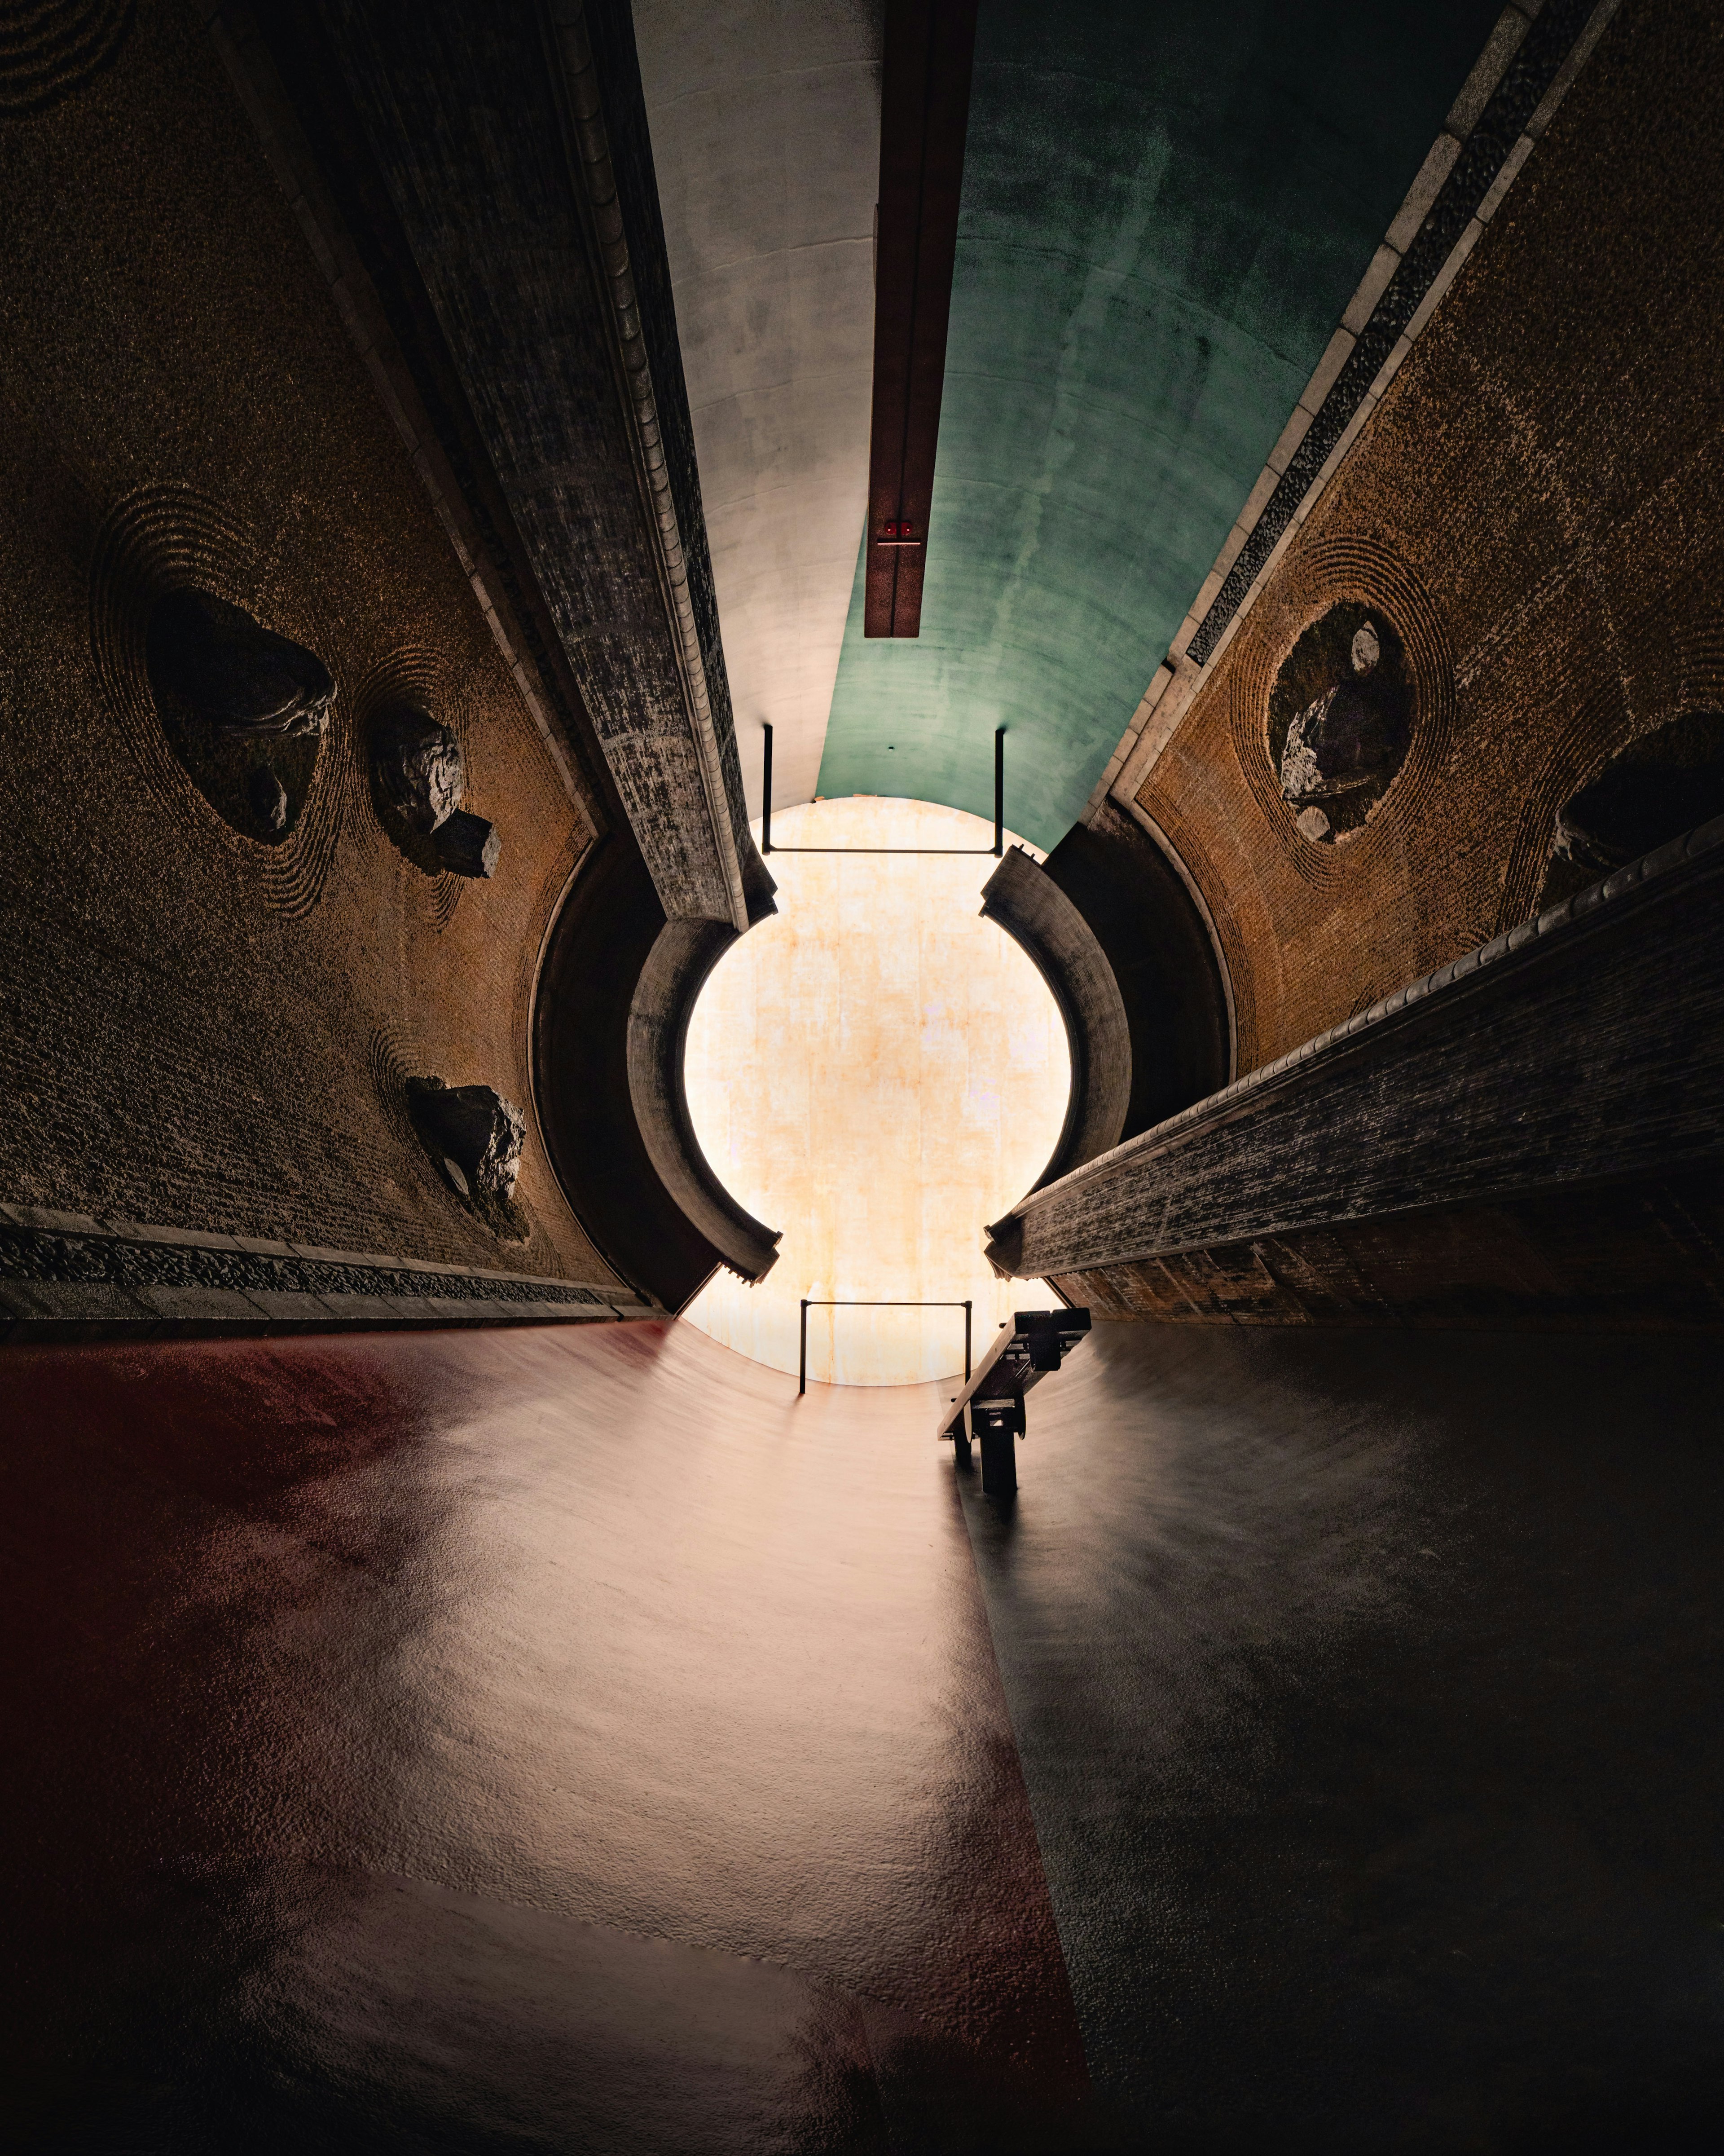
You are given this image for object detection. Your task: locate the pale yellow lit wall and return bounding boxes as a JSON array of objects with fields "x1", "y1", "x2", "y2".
[{"x1": 682, "y1": 797, "x2": 1070, "y2": 1386}]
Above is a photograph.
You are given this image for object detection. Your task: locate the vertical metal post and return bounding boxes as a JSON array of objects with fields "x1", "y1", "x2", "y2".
[
  {"x1": 762, "y1": 724, "x2": 774, "y2": 853},
  {"x1": 980, "y1": 1420, "x2": 1018, "y2": 1498},
  {"x1": 799, "y1": 1296, "x2": 808, "y2": 1394},
  {"x1": 963, "y1": 1300, "x2": 972, "y2": 1379},
  {"x1": 993, "y1": 727, "x2": 1004, "y2": 854}
]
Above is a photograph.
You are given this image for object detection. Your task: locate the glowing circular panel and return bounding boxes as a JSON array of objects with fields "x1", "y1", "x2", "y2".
[{"x1": 683, "y1": 797, "x2": 1070, "y2": 1386}]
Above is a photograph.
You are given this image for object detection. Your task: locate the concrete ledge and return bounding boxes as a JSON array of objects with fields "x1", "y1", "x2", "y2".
[
  {"x1": 0, "y1": 1212, "x2": 656, "y2": 1345},
  {"x1": 0, "y1": 1281, "x2": 159, "y2": 1332},
  {"x1": 1001, "y1": 819, "x2": 1724, "y2": 1330},
  {"x1": 136, "y1": 1284, "x2": 266, "y2": 1323}
]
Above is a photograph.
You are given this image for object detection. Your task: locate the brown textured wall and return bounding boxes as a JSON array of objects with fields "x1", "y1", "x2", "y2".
[
  {"x1": 1137, "y1": 0, "x2": 1724, "y2": 1073},
  {"x1": 0, "y1": 0, "x2": 619, "y2": 1285}
]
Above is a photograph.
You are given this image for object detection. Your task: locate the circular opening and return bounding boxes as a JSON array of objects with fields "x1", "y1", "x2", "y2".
[{"x1": 683, "y1": 797, "x2": 1072, "y2": 1386}]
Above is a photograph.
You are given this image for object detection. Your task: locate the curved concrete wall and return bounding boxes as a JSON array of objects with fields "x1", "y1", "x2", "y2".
[
  {"x1": 977, "y1": 846, "x2": 1132, "y2": 1198},
  {"x1": 626, "y1": 916, "x2": 782, "y2": 1287}
]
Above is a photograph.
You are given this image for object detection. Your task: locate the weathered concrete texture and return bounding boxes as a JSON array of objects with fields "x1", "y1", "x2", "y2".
[
  {"x1": 0, "y1": 0, "x2": 616, "y2": 1289},
  {"x1": 959, "y1": 1321, "x2": 1724, "y2": 2143},
  {"x1": 1055, "y1": 1171, "x2": 1724, "y2": 1332},
  {"x1": 299, "y1": 0, "x2": 760, "y2": 930},
  {"x1": 1139, "y1": 0, "x2": 1724, "y2": 1068},
  {"x1": 1008, "y1": 821, "x2": 1724, "y2": 1328},
  {"x1": 625, "y1": 915, "x2": 781, "y2": 1286},
  {"x1": 821, "y1": 0, "x2": 1503, "y2": 844},
  {"x1": 1182, "y1": 0, "x2": 1610, "y2": 674},
  {"x1": 632, "y1": 0, "x2": 880, "y2": 818},
  {"x1": 0, "y1": 1205, "x2": 651, "y2": 1343}
]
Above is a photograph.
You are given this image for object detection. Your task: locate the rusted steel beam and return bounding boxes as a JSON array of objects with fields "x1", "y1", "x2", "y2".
[{"x1": 864, "y1": 0, "x2": 979, "y2": 639}]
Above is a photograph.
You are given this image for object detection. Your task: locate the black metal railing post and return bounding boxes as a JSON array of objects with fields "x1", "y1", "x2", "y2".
[
  {"x1": 993, "y1": 727, "x2": 1004, "y2": 855},
  {"x1": 763, "y1": 723, "x2": 774, "y2": 854},
  {"x1": 797, "y1": 1300, "x2": 974, "y2": 1393}
]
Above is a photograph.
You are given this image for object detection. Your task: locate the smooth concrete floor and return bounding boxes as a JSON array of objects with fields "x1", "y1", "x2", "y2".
[
  {"x1": 0, "y1": 1320, "x2": 1090, "y2": 2153},
  {"x1": 963, "y1": 1323, "x2": 1724, "y2": 2152},
  {"x1": 4, "y1": 1318, "x2": 1724, "y2": 2150}
]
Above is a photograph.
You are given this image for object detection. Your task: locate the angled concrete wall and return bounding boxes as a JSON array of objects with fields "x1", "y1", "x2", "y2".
[
  {"x1": 0, "y1": 1, "x2": 616, "y2": 1293},
  {"x1": 633, "y1": 0, "x2": 883, "y2": 817}
]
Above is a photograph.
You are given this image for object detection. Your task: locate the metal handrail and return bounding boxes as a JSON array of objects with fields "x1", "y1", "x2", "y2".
[
  {"x1": 798, "y1": 1298, "x2": 972, "y2": 1394},
  {"x1": 762, "y1": 727, "x2": 1004, "y2": 857}
]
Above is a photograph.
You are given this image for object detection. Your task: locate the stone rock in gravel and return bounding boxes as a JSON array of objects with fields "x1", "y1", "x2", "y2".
[
  {"x1": 147, "y1": 589, "x2": 334, "y2": 737},
  {"x1": 372, "y1": 704, "x2": 465, "y2": 833},
  {"x1": 248, "y1": 762, "x2": 289, "y2": 833},
  {"x1": 406, "y1": 1077, "x2": 525, "y2": 1198},
  {"x1": 1280, "y1": 678, "x2": 1398, "y2": 808},
  {"x1": 433, "y1": 808, "x2": 501, "y2": 878}
]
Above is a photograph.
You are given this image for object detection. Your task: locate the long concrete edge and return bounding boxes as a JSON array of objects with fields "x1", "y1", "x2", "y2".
[
  {"x1": 0, "y1": 1208, "x2": 658, "y2": 1345},
  {"x1": 543, "y1": 0, "x2": 752, "y2": 935},
  {"x1": 625, "y1": 916, "x2": 783, "y2": 1284},
  {"x1": 995, "y1": 811, "x2": 1724, "y2": 1249},
  {"x1": 978, "y1": 847, "x2": 1132, "y2": 1193}
]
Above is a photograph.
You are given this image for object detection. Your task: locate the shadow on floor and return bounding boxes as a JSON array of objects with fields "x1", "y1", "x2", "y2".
[
  {"x1": 0, "y1": 1321, "x2": 1104, "y2": 2152},
  {"x1": 959, "y1": 1323, "x2": 1724, "y2": 2152}
]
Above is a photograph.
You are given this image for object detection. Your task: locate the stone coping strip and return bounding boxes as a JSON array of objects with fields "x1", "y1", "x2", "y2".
[
  {"x1": 1180, "y1": 1, "x2": 1610, "y2": 668},
  {"x1": 1009, "y1": 811, "x2": 1724, "y2": 1223},
  {"x1": 0, "y1": 1290, "x2": 651, "y2": 1345},
  {"x1": 0, "y1": 1213, "x2": 656, "y2": 1343}
]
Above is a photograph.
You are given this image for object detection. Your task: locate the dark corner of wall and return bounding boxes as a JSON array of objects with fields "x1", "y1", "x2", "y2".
[
  {"x1": 533, "y1": 836, "x2": 779, "y2": 1313},
  {"x1": 1041, "y1": 800, "x2": 1231, "y2": 1140}
]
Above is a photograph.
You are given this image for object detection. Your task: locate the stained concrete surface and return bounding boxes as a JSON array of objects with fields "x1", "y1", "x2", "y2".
[
  {"x1": 8, "y1": 1315, "x2": 1723, "y2": 2150},
  {"x1": 818, "y1": 0, "x2": 1503, "y2": 842},
  {"x1": 1, "y1": 1321, "x2": 1092, "y2": 2152},
  {"x1": 961, "y1": 1323, "x2": 1724, "y2": 2150}
]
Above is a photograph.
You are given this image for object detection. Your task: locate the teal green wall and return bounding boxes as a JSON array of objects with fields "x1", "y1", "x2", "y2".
[{"x1": 817, "y1": 0, "x2": 1501, "y2": 850}]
